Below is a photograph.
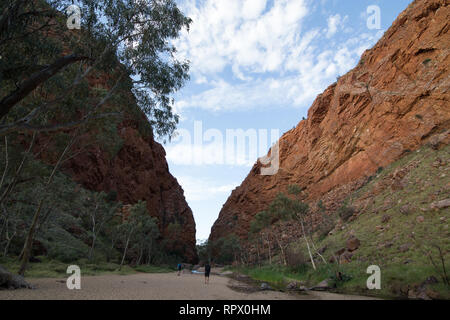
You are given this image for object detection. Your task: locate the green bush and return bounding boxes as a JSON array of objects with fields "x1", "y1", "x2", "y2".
[
  {"x1": 285, "y1": 246, "x2": 308, "y2": 274},
  {"x1": 337, "y1": 204, "x2": 355, "y2": 222},
  {"x1": 317, "y1": 213, "x2": 335, "y2": 239}
]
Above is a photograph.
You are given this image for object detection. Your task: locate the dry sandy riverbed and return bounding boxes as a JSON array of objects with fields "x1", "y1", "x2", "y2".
[{"x1": 0, "y1": 272, "x2": 377, "y2": 300}]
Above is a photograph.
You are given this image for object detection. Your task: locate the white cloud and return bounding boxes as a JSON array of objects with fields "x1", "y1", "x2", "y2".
[
  {"x1": 173, "y1": 1, "x2": 384, "y2": 114},
  {"x1": 176, "y1": 175, "x2": 238, "y2": 202},
  {"x1": 175, "y1": 0, "x2": 309, "y2": 77},
  {"x1": 326, "y1": 14, "x2": 340, "y2": 38},
  {"x1": 166, "y1": 123, "x2": 280, "y2": 167}
]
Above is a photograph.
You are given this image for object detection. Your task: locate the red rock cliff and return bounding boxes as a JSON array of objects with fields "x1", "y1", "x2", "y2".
[
  {"x1": 34, "y1": 91, "x2": 198, "y2": 263},
  {"x1": 62, "y1": 116, "x2": 198, "y2": 263},
  {"x1": 210, "y1": 0, "x2": 450, "y2": 242}
]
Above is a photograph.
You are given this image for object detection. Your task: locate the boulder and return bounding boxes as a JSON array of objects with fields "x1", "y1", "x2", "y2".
[
  {"x1": 286, "y1": 281, "x2": 308, "y2": 291},
  {"x1": 339, "y1": 251, "x2": 353, "y2": 264},
  {"x1": 381, "y1": 215, "x2": 391, "y2": 223},
  {"x1": 0, "y1": 265, "x2": 33, "y2": 290},
  {"x1": 430, "y1": 199, "x2": 450, "y2": 210},
  {"x1": 399, "y1": 243, "x2": 413, "y2": 253},
  {"x1": 260, "y1": 283, "x2": 271, "y2": 291},
  {"x1": 346, "y1": 236, "x2": 361, "y2": 252},
  {"x1": 399, "y1": 205, "x2": 411, "y2": 215},
  {"x1": 310, "y1": 279, "x2": 334, "y2": 291}
]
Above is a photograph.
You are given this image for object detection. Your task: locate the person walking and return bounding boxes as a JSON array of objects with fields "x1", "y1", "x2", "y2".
[
  {"x1": 177, "y1": 263, "x2": 182, "y2": 276},
  {"x1": 204, "y1": 263, "x2": 211, "y2": 284}
]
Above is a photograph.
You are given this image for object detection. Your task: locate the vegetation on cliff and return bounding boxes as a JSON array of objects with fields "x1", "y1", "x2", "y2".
[
  {"x1": 0, "y1": 0, "x2": 195, "y2": 278},
  {"x1": 227, "y1": 144, "x2": 449, "y2": 299}
]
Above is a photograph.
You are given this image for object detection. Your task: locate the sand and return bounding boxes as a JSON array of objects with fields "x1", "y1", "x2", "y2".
[{"x1": 0, "y1": 272, "x2": 377, "y2": 300}]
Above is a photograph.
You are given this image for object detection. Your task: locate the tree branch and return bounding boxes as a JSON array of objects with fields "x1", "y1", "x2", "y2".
[
  {"x1": 0, "y1": 112, "x2": 123, "y2": 135},
  {"x1": 0, "y1": 54, "x2": 90, "y2": 120}
]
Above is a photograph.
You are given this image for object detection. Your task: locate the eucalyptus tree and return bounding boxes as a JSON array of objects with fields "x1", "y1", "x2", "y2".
[
  {"x1": 117, "y1": 201, "x2": 158, "y2": 269},
  {"x1": 1, "y1": 0, "x2": 191, "y2": 275},
  {"x1": 250, "y1": 187, "x2": 325, "y2": 270},
  {"x1": 0, "y1": 0, "x2": 191, "y2": 138},
  {"x1": 250, "y1": 211, "x2": 273, "y2": 265},
  {"x1": 81, "y1": 191, "x2": 120, "y2": 261}
]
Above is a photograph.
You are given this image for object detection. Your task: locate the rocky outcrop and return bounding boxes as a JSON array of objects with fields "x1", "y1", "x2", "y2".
[
  {"x1": 210, "y1": 0, "x2": 450, "y2": 243},
  {"x1": 60, "y1": 116, "x2": 198, "y2": 263},
  {"x1": 0, "y1": 266, "x2": 32, "y2": 290},
  {"x1": 33, "y1": 89, "x2": 198, "y2": 262}
]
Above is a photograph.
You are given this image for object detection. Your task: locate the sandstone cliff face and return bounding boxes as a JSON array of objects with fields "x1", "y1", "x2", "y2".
[
  {"x1": 210, "y1": 0, "x2": 450, "y2": 242},
  {"x1": 33, "y1": 79, "x2": 198, "y2": 262},
  {"x1": 60, "y1": 116, "x2": 198, "y2": 263}
]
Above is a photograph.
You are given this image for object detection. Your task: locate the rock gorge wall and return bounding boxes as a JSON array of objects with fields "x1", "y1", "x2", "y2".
[
  {"x1": 35, "y1": 86, "x2": 198, "y2": 263},
  {"x1": 210, "y1": 0, "x2": 450, "y2": 243},
  {"x1": 62, "y1": 116, "x2": 198, "y2": 263}
]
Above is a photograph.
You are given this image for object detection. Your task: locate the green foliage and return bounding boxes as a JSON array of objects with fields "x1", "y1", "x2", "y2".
[
  {"x1": 337, "y1": 203, "x2": 355, "y2": 222},
  {"x1": 285, "y1": 245, "x2": 308, "y2": 272},
  {"x1": 287, "y1": 184, "x2": 303, "y2": 196},
  {"x1": 1, "y1": 0, "x2": 191, "y2": 140},
  {"x1": 196, "y1": 239, "x2": 211, "y2": 264},
  {"x1": 0, "y1": 138, "x2": 176, "y2": 270},
  {"x1": 317, "y1": 200, "x2": 326, "y2": 212},
  {"x1": 210, "y1": 234, "x2": 241, "y2": 265},
  {"x1": 116, "y1": 201, "x2": 160, "y2": 265},
  {"x1": 317, "y1": 213, "x2": 335, "y2": 240},
  {"x1": 106, "y1": 190, "x2": 118, "y2": 202},
  {"x1": 232, "y1": 264, "x2": 310, "y2": 290}
]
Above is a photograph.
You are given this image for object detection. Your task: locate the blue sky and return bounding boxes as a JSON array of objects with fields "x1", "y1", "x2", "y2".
[{"x1": 160, "y1": 0, "x2": 413, "y2": 241}]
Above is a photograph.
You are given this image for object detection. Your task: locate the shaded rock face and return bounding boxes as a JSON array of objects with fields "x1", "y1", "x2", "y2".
[
  {"x1": 59, "y1": 117, "x2": 198, "y2": 263},
  {"x1": 32, "y1": 78, "x2": 198, "y2": 262},
  {"x1": 210, "y1": 0, "x2": 450, "y2": 243}
]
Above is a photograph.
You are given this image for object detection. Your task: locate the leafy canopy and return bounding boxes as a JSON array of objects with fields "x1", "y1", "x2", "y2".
[{"x1": 0, "y1": 0, "x2": 191, "y2": 139}]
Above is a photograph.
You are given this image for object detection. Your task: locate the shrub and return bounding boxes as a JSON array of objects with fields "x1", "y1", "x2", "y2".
[
  {"x1": 317, "y1": 200, "x2": 326, "y2": 212},
  {"x1": 329, "y1": 270, "x2": 353, "y2": 287},
  {"x1": 317, "y1": 213, "x2": 335, "y2": 239},
  {"x1": 106, "y1": 190, "x2": 118, "y2": 202},
  {"x1": 337, "y1": 204, "x2": 355, "y2": 222},
  {"x1": 285, "y1": 246, "x2": 308, "y2": 273}
]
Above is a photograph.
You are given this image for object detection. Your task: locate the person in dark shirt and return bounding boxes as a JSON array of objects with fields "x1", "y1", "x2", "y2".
[
  {"x1": 177, "y1": 263, "x2": 182, "y2": 276},
  {"x1": 204, "y1": 263, "x2": 211, "y2": 284}
]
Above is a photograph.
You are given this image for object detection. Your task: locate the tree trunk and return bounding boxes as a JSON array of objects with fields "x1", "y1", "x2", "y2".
[
  {"x1": 0, "y1": 133, "x2": 35, "y2": 209},
  {"x1": 18, "y1": 137, "x2": 74, "y2": 276},
  {"x1": 300, "y1": 219, "x2": 316, "y2": 270},
  {"x1": 18, "y1": 198, "x2": 43, "y2": 275},
  {"x1": 265, "y1": 233, "x2": 272, "y2": 265},
  {"x1": 274, "y1": 233, "x2": 287, "y2": 266},
  {"x1": 120, "y1": 233, "x2": 132, "y2": 270},
  {"x1": 89, "y1": 233, "x2": 96, "y2": 261},
  {"x1": 310, "y1": 236, "x2": 327, "y2": 264},
  {"x1": 137, "y1": 247, "x2": 143, "y2": 265},
  {"x1": 0, "y1": 54, "x2": 89, "y2": 120},
  {"x1": 3, "y1": 229, "x2": 16, "y2": 257},
  {"x1": 0, "y1": 137, "x2": 8, "y2": 192},
  {"x1": 256, "y1": 242, "x2": 260, "y2": 266},
  {"x1": 147, "y1": 241, "x2": 152, "y2": 265}
]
